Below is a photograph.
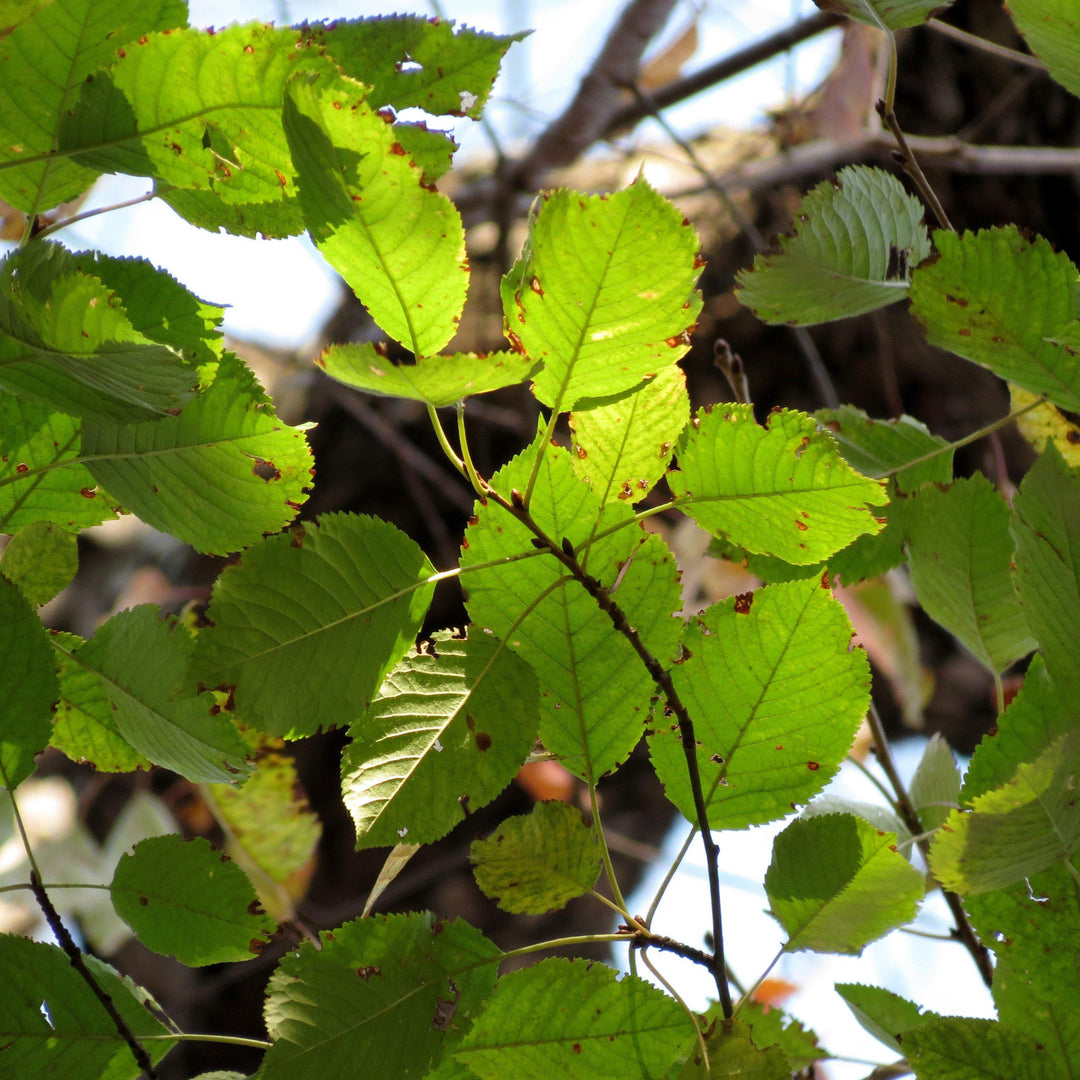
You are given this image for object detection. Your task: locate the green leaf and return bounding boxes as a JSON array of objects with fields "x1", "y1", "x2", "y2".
[
  {"x1": 0, "y1": 393, "x2": 116, "y2": 533},
  {"x1": 835, "y1": 983, "x2": 935, "y2": 1054},
  {"x1": 452, "y1": 958, "x2": 690, "y2": 1079},
  {"x1": 59, "y1": 23, "x2": 313, "y2": 206},
  {"x1": 1007, "y1": 0, "x2": 1080, "y2": 99},
  {"x1": 909, "y1": 226, "x2": 1080, "y2": 414},
  {"x1": 111, "y1": 834, "x2": 273, "y2": 965},
  {"x1": 929, "y1": 731, "x2": 1080, "y2": 895},
  {"x1": 570, "y1": 365, "x2": 690, "y2": 507},
  {"x1": 904, "y1": 1017, "x2": 1060, "y2": 1080},
  {"x1": 0, "y1": 0, "x2": 186, "y2": 213},
  {"x1": 461, "y1": 438, "x2": 684, "y2": 780},
  {"x1": 669, "y1": 405, "x2": 887, "y2": 565},
  {"x1": 765, "y1": 813, "x2": 924, "y2": 953},
  {"x1": 262, "y1": 913, "x2": 500, "y2": 1080},
  {"x1": 649, "y1": 577, "x2": 871, "y2": 829},
  {"x1": 49, "y1": 631, "x2": 150, "y2": 773},
  {"x1": 903, "y1": 475, "x2": 1035, "y2": 674},
  {"x1": 0, "y1": 935, "x2": 174, "y2": 1079},
  {"x1": 736, "y1": 166, "x2": 930, "y2": 325},
  {"x1": 295, "y1": 16, "x2": 523, "y2": 121},
  {"x1": 158, "y1": 185, "x2": 304, "y2": 240},
  {"x1": 1011, "y1": 441, "x2": 1080, "y2": 691},
  {"x1": 677, "y1": 1018, "x2": 791, "y2": 1079},
  {"x1": 737, "y1": 1004, "x2": 826, "y2": 1071},
  {"x1": 284, "y1": 66, "x2": 467, "y2": 357},
  {"x1": 812, "y1": 0, "x2": 954, "y2": 31},
  {"x1": 908, "y1": 733, "x2": 961, "y2": 833},
  {"x1": 964, "y1": 863, "x2": 1080, "y2": 1072},
  {"x1": 342, "y1": 630, "x2": 538, "y2": 849},
  {"x1": 193, "y1": 512, "x2": 436, "y2": 739},
  {"x1": 0, "y1": 520, "x2": 77, "y2": 605},
  {"x1": 959, "y1": 655, "x2": 1076, "y2": 804},
  {"x1": 319, "y1": 342, "x2": 537, "y2": 407},
  {"x1": 59, "y1": 605, "x2": 252, "y2": 784},
  {"x1": 209, "y1": 748, "x2": 322, "y2": 923},
  {"x1": 81, "y1": 353, "x2": 313, "y2": 555},
  {"x1": 502, "y1": 179, "x2": 702, "y2": 412},
  {"x1": 471, "y1": 801, "x2": 600, "y2": 914},
  {"x1": 0, "y1": 574, "x2": 56, "y2": 788},
  {"x1": 0, "y1": 244, "x2": 198, "y2": 422}
]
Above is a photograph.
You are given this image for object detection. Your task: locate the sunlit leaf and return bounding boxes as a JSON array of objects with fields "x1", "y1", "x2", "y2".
[
  {"x1": 284, "y1": 66, "x2": 467, "y2": 357},
  {"x1": 59, "y1": 605, "x2": 252, "y2": 784},
  {"x1": 736, "y1": 166, "x2": 930, "y2": 325},
  {"x1": 669, "y1": 404, "x2": 887, "y2": 565},
  {"x1": 471, "y1": 801, "x2": 599, "y2": 914},
  {"x1": 319, "y1": 341, "x2": 536, "y2": 407},
  {"x1": 1009, "y1": 384, "x2": 1080, "y2": 466},
  {"x1": 49, "y1": 631, "x2": 150, "y2": 773},
  {"x1": 909, "y1": 226, "x2": 1080, "y2": 414},
  {"x1": 677, "y1": 1017, "x2": 791, "y2": 1079},
  {"x1": 192, "y1": 512, "x2": 436, "y2": 739},
  {"x1": 502, "y1": 179, "x2": 702, "y2": 411},
  {"x1": 262, "y1": 913, "x2": 500, "y2": 1080},
  {"x1": 570, "y1": 365, "x2": 690, "y2": 507},
  {"x1": 461, "y1": 437, "x2": 683, "y2": 780},
  {"x1": 0, "y1": 393, "x2": 116, "y2": 533},
  {"x1": 930, "y1": 731, "x2": 1080, "y2": 895},
  {"x1": 111, "y1": 835, "x2": 273, "y2": 965},
  {"x1": 0, "y1": 520, "x2": 77, "y2": 605},
  {"x1": 0, "y1": 574, "x2": 56, "y2": 788},
  {"x1": 342, "y1": 631, "x2": 538, "y2": 848},
  {"x1": 904, "y1": 475, "x2": 1035, "y2": 674},
  {"x1": 649, "y1": 577, "x2": 870, "y2": 829},
  {"x1": 908, "y1": 733, "x2": 960, "y2": 833},
  {"x1": 451, "y1": 959, "x2": 690, "y2": 1079},
  {"x1": 766, "y1": 813, "x2": 924, "y2": 954},
  {"x1": 0, "y1": 243, "x2": 198, "y2": 421},
  {"x1": 81, "y1": 353, "x2": 313, "y2": 555},
  {"x1": 0, "y1": 0, "x2": 186, "y2": 213}
]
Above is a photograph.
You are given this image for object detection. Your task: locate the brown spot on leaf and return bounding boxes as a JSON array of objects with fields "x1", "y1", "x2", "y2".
[
  {"x1": 15, "y1": 463, "x2": 29, "y2": 473},
  {"x1": 807, "y1": 761, "x2": 820, "y2": 771},
  {"x1": 794, "y1": 519, "x2": 808, "y2": 531},
  {"x1": 80, "y1": 487, "x2": 96, "y2": 498},
  {"x1": 733, "y1": 591, "x2": 753, "y2": 614}
]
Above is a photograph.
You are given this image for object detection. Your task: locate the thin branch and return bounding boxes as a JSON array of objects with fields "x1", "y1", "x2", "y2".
[
  {"x1": 29, "y1": 871, "x2": 159, "y2": 1079},
  {"x1": 486, "y1": 484, "x2": 733, "y2": 1016},
  {"x1": 865, "y1": 702, "x2": 994, "y2": 988},
  {"x1": 603, "y1": 11, "x2": 844, "y2": 136},
  {"x1": 927, "y1": 18, "x2": 1045, "y2": 72},
  {"x1": 508, "y1": 0, "x2": 681, "y2": 192}
]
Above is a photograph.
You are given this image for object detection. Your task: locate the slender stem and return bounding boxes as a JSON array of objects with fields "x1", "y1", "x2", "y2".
[
  {"x1": 880, "y1": 394, "x2": 1048, "y2": 478},
  {"x1": 865, "y1": 702, "x2": 994, "y2": 987},
  {"x1": 587, "y1": 781, "x2": 633, "y2": 918},
  {"x1": 732, "y1": 945, "x2": 784, "y2": 1017},
  {"x1": 646, "y1": 820, "x2": 697, "y2": 924},
  {"x1": 590, "y1": 888, "x2": 640, "y2": 921},
  {"x1": 637, "y1": 948, "x2": 710, "y2": 1069},
  {"x1": 456, "y1": 402, "x2": 488, "y2": 499},
  {"x1": 140, "y1": 1033, "x2": 272, "y2": 1049},
  {"x1": 33, "y1": 186, "x2": 172, "y2": 241},
  {"x1": 523, "y1": 407, "x2": 560, "y2": 507},
  {"x1": 426, "y1": 402, "x2": 468, "y2": 476},
  {"x1": 927, "y1": 18, "x2": 1046, "y2": 72}
]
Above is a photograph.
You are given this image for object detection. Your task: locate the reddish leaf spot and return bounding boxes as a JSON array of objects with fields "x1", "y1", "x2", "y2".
[
  {"x1": 475, "y1": 732, "x2": 492, "y2": 752},
  {"x1": 243, "y1": 44, "x2": 254, "y2": 54},
  {"x1": 733, "y1": 591, "x2": 753, "y2": 614},
  {"x1": 275, "y1": 169, "x2": 288, "y2": 188},
  {"x1": 945, "y1": 294, "x2": 968, "y2": 306},
  {"x1": 138, "y1": 895, "x2": 148, "y2": 906},
  {"x1": 807, "y1": 761, "x2": 820, "y2": 771},
  {"x1": 794, "y1": 520, "x2": 808, "y2": 531},
  {"x1": 80, "y1": 487, "x2": 96, "y2": 498},
  {"x1": 529, "y1": 275, "x2": 543, "y2": 296},
  {"x1": 1068, "y1": 430, "x2": 1080, "y2": 444},
  {"x1": 247, "y1": 899, "x2": 265, "y2": 916},
  {"x1": 15, "y1": 463, "x2": 29, "y2": 473},
  {"x1": 958, "y1": 328, "x2": 971, "y2": 336},
  {"x1": 572, "y1": 1043, "x2": 582, "y2": 1054},
  {"x1": 390, "y1": 142, "x2": 407, "y2": 156},
  {"x1": 575, "y1": 445, "x2": 587, "y2": 459},
  {"x1": 117, "y1": 48, "x2": 127, "y2": 58},
  {"x1": 250, "y1": 938, "x2": 267, "y2": 955}
]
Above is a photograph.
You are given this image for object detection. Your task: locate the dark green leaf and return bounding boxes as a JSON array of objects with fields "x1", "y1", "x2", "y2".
[
  {"x1": 111, "y1": 835, "x2": 274, "y2": 965},
  {"x1": 904, "y1": 1017, "x2": 1060, "y2": 1080},
  {"x1": 836, "y1": 983, "x2": 936, "y2": 1054},
  {"x1": 471, "y1": 801, "x2": 599, "y2": 914},
  {"x1": 262, "y1": 913, "x2": 499, "y2": 1080},
  {"x1": 812, "y1": 0, "x2": 954, "y2": 31},
  {"x1": 0, "y1": 573, "x2": 56, "y2": 788},
  {"x1": 0, "y1": 520, "x2": 77, "y2": 605},
  {"x1": 192, "y1": 512, "x2": 436, "y2": 738}
]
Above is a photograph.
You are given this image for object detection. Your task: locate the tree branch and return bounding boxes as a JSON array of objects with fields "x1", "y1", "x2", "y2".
[{"x1": 508, "y1": 0, "x2": 681, "y2": 193}]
